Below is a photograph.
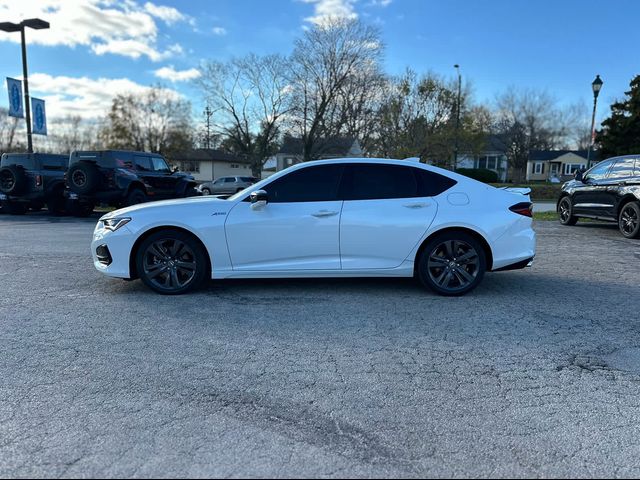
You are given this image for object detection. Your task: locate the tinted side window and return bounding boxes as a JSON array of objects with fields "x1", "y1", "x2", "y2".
[
  {"x1": 608, "y1": 158, "x2": 636, "y2": 179},
  {"x1": 224, "y1": 177, "x2": 236, "y2": 183},
  {"x1": 134, "y1": 156, "x2": 152, "y2": 171},
  {"x1": 265, "y1": 164, "x2": 344, "y2": 202},
  {"x1": 342, "y1": 164, "x2": 418, "y2": 200},
  {"x1": 586, "y1": 160, "x2": 612, "y2": 181},
  {"x1": 414, "y1": 168, "x2": 457, "y2": 196}
]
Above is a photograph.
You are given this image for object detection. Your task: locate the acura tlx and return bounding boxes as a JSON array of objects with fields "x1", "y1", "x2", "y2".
[{"x1": 91, "y1": 158, "x2": 536, "y2": 296}]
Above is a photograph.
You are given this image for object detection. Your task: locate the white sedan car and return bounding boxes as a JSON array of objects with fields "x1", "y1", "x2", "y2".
[{"x1": 91, "y1": 158, "x2": 536, "y2": 296}]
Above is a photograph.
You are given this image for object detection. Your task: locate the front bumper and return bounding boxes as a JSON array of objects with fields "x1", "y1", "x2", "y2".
[{"x1": 91, "y1": 221, "x2": 135, "y2": 278}]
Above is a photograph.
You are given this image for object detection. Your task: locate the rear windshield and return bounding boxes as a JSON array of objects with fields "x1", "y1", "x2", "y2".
[{"x1": 1, "y1": 155, "x2": 36, "y2": 169}]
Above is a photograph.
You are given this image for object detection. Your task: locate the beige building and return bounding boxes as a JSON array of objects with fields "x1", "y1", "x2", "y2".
[
  {"x1": 169, "y1": 149, "x2": 252, "y2": 183},
  {"x1": 526, "y1": 150, "x2": 598, "y2": 182}
]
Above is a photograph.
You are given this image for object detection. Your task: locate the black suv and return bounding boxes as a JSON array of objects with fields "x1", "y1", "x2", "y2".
[
  {"x1": 558, "y1": 154, "x2": 640, "y2": 238},
  {"x1": 0, "y1": 153, "x2": 69, "y2": 215},
  {"x1": 65, "y1": 150, "x2": 198, "y2": 209}
]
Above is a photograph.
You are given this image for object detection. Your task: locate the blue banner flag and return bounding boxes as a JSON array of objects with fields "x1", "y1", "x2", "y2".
[
  {"x1": 31, "y1": 97, "x2": 47, "y2": 135},
  {"x1": 6, "y1": 77, "x2": 24, "y2": 118}
]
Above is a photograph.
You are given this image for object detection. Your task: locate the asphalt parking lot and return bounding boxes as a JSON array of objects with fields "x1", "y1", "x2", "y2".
[{"x1": 1, "y1": 213, "x2": 640, "y2": 478}]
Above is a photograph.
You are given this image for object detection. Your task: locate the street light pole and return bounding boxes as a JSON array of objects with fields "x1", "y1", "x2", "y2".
[
  {"x1": 0, "y1": 18, "x2": 50, "y2": 153},
  {"x1": 453, "y1": 64, "x2": 461, "y2": 171},
  {"x1": 586, "y1": 74, "x2": 603, "y2": 169}
]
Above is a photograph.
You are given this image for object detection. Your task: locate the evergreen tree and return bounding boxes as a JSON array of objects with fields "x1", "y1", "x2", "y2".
[{"x1": 597, "y1": 75, "x2": 640, "y2": 157}]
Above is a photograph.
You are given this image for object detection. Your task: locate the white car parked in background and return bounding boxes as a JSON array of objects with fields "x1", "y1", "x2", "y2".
[{"x1": 91, "y1": 158, "x2": 536, "y2": 296}]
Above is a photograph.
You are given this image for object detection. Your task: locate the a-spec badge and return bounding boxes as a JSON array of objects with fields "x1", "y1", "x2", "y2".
[{"x1": 211, "y1": 212, "x2": 227, "y2": 216}]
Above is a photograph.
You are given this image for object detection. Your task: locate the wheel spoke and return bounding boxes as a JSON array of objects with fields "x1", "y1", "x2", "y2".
[
  {"x1": 170, "y1": 269, "x2": 181, "y2": 288},
  {"x1": 146, "y1": 264, "x2": 168, "y2": 279},
  {"x1": 149, "y1": 243, "x2": 169, "y2": 261},
  {"x1": 455, "y1": 266, "x2": 474, "y2": 283},
  {"x1": 428, "y1": 255, "x2": 448, "y2": 266},
  {"x1": 456, "y1": 250, "x2": 477, "y2": 264},
  {"x1": 444, "y1": 241, "x2": 455, "y2": 259},
  {"x1": 170, "y1": 240, "x2": 185, "y2": 258},
  {"x1": 175, "y1": 261, "x2": 196, "y2": 271}
]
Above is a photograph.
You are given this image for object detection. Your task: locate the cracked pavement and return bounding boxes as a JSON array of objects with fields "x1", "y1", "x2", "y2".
[{"x1": 1, "y1": 213, "x2": 640, "y2": 478}]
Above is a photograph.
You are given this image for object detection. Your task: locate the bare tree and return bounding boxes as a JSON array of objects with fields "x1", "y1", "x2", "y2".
[
  {"x1": 0, "y1": 107, "x2": 23, "y2": 153},
  {"x1": 99, "y1": 86, "x2": 192, "y2": 156},
  {"x1": 371, "y1": 70, "x2": 472, "y2": 166},
  {"x1": 494, "y1": 88, "x2": 568, "y2": 181},
  {"x1": 197, "y1": 53, "x2": 290, "y2": 177},
  {"x1": 288, "y1": 18, "x2": 384, "y2": 161}
]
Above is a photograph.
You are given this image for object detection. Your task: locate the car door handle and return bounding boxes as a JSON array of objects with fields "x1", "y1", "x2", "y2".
[
  {"x1": 312, "y1": 210, "x2": 339, "y2": 218},
  {"x1": 403, "y1": 202, "x2": 428, "y2": 209}
]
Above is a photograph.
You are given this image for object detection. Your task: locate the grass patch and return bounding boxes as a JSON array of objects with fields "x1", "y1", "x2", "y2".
[{"x1": 533, "y1": 210, "x2": 558, "y2": 221}]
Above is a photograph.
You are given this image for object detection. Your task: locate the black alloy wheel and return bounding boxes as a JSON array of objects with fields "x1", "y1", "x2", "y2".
[
  {"x1": 136, "y1": 230, "x2": 207, "y2": 294},
  {"x1": 418, "y1": 231, "x2": 486, "y2": 296},
  {"x1": 619, "y1": 202, "x2": 640, "y2": 239},
  {"x1": 558, "y1": 197, "x2": 578, "y2": 226}
]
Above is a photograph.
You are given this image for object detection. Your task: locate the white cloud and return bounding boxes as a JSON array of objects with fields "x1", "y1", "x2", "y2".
[
  {"x1": 212, "y1": 26, "x2": 227, "y2": 36},
  {"x1": 143, "y1": 2, "x2": 187, "y2": 24},
  {"x1": 368, "y1": 0, "x2": 392, "y2": 6},
  {"x1": 27, "y1": 73, "x2": 182, "y2": 119},
  {"x1": 153, "y1": 65, "x2": 201, "y2": 82},
  {"x1": 0, "y1": 0, "x2": 187, "y2": 62},
  {"x1": 301, "y1": 0, "x2": 358, "y2": 25}
]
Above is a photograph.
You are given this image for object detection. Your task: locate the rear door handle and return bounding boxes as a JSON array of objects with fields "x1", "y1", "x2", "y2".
[
  {"x1": 312, "y1": 210, "x2": 339, "y2": 218},
  {"x1": 403, "y1": 202, "x2": 428, "y2": 209}
]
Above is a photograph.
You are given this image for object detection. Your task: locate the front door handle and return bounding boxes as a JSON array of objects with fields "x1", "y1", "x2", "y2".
[
  {"x1": 312, "y1": 210, "x2": 339, "y2": 218},
  {"x1": 403, "y1": 202, "x2": 428, "y2": 209}
]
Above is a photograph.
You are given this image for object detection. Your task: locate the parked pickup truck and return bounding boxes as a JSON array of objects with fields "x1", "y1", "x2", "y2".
[{"x1": 0, "y1": 153, "x2": 69, "y2": 215}]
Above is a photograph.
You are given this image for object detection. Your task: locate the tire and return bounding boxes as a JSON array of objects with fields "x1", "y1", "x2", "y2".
[
  {"x1": 46, "y1": 186, "x2": 67, "y2": 216},
  {"x1": 1, "y1": 199, "x2": 28, "y2": 215},
  {"x1": 126, "y1": 188, "x2": 147, "y2": 206},
  {"x1": 618, "y1": 201, "x2": 640, "y2": 239},
  {"x1": 558, "y1": 196, "x2": 578, "y2": 226},
  {"x1": 66, "y1": 200, "x2": 95, "y2": 217},
  {"x1": 67, "y1": 162, "x2": 100, "y2": 195},
  {"x1": 135, "y1": 230, "x2": 208, "y2": 295},
  {"x1": 201, "y1": 188, "x2": 210, "y2": 196},
  {"x1": 184, "y1": 186, "x2": 199, "y2": 197},
  {"x1": 0, "y1": 165, "x2": 27, "y2": 195},
  {"x1": 417, "y1": 231, "x2": 487, "y2": 296}
]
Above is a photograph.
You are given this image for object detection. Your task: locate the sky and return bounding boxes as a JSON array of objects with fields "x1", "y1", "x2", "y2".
[{"x1": 0, "y1": 0, "x2": 638, "y2": 126}]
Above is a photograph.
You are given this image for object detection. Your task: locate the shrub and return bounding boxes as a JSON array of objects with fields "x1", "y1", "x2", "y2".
[{"x1": 455, "y1": 168, "x2": 499, "y2": 183}]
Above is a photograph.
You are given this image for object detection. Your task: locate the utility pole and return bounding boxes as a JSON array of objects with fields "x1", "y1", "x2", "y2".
[
  {"x1": 203, "y1": 105, "x2": 213, "y2": 149},
  {"x1": 453, "y1": 64, "x2": 461, "y2": 171},
  {"x1": 0, "y1": 18, "x2": 50, "y2": 153}
]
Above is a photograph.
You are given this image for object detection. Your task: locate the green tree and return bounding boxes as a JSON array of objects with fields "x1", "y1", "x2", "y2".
[{"x1": 597, "y1": 75, "x2": 640, "y2": 158}]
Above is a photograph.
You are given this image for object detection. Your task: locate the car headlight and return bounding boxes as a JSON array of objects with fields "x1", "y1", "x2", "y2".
[{"x1": 101, "y1": 216, "x2": 131, "y2": 232}]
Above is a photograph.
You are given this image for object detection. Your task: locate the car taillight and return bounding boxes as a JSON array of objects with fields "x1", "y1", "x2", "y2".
[
  {"x1": 35, "y1": 175, "x2": 42, "y2": 187},
  {"x1": 509, "y1": 202, "x2": 533, "y2": 217}
]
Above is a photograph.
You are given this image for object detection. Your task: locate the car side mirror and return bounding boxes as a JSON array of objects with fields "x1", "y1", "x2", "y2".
[
  {"x1": 574, "y1": 170, "x2": 584, "y2": 182},
  {"x1": 250, "y1": 189, "x2": 268, "y2": 209}
]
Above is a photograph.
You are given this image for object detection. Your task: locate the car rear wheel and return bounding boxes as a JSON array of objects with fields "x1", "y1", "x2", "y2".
[
  {"x1": 558, "y1": 197, "x2": 578, "y2": 226},
  {"x1": 417, "y1": 231, "x2": 486, "y2": 296},
  {"x1": 201, "y1": 188, "x2": 210, "y2": 195},
  {"x1": 619, "y1": 201, "x2": 640, "y2": 239},
  {"x1": 136, "y1": 230, "x2": 208, "y2": 294},
  {"x1": 126, "y1": 188, "x2": 147, "y2": 206}
]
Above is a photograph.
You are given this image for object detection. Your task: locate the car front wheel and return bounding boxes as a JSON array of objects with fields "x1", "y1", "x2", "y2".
[
  {"x1": 619, "y1": 201, "x2": 640, "y2": 239},
  {"x1": 417, "y1": 231, "x2": 486, "y2": 296},
  {"x1": 558, "y1": 197, "x2": 578, "y2": 226},
  {"x1": 136, "y1": 230, "x2": 208, "y2": 294},
  {"x1": 201, "y1": 188, "x2": 210, "y2": 196}
]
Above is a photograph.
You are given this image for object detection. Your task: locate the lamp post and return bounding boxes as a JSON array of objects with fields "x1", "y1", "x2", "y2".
[
  {"x1": 0, "y1": 18, "x2": 50, "y2": 153},
  {"x1": 453, "y1": 64, "x2": 461, "y2": 171},
  {"x1": 586, "y1": 74, "x2": 603, "y2": 169}
]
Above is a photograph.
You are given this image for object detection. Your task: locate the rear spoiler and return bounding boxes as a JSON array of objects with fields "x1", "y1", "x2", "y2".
[{"x1": 499, "y1": 187, "x2": 531, "y2": 196}]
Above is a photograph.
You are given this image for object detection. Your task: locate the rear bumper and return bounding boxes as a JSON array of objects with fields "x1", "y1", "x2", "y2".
[{"x1": 492, "y1": 256, "x2": 534, "y2": 272}]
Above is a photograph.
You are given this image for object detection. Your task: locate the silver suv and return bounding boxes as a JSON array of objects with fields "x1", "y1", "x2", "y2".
[{"x1": 197, "y1": 176, "x2": 259, "y2": 196}]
